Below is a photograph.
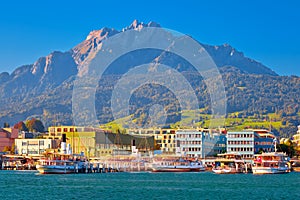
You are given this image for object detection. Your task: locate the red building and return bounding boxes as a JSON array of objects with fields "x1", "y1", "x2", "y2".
[{"x1": 0, "y1": 128, "x2": 18, "y2": 152}]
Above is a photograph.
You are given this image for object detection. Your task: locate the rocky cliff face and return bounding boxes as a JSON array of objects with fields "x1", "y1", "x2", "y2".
[{"x1": 203, "y1": 43, "x2": 277, "y2": 76}]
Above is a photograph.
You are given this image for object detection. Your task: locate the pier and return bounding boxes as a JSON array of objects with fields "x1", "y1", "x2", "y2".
[{"x1": 0, "y1": 154, "x2": 149, "y2": 173}]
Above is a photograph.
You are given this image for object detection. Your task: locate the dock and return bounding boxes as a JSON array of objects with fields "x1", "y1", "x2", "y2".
[{"x1": 0, "y1": 154, "x2": 149, "y2": 173}]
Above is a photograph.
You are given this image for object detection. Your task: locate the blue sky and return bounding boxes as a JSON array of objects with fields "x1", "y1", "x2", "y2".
[{"x1": 0, "y1": 0, "x2": 299, "y2": 76}]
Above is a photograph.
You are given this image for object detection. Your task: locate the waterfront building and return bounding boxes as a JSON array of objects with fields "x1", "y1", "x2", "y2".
[
  {"x1": 253, "y1": 130, "x2": 276, "y2": 153},
  {"x1": 175, "y1": 129, "x2": 226, "y2": 158},
  {"x1": 227, "y1": 129, "x2": 275, "y2": 160},
  {"x1": 47, "y1": 126, "x2": 154, "y2": 157},
  {"x1": 14, "y1": 138, "x2": 58, "y2": 156},
  {"x1": 48, "y1": 126, "x2": 102, "y2": 157},
  {"x1": 227, "y1": 131, "x2": 254, "y2": 159},
  {"x1": 153, "y1": 130, "x2": 176, "y2": 154},
  {"x1": 127, "y1": 128, "x2": 176, "y2": 154}
]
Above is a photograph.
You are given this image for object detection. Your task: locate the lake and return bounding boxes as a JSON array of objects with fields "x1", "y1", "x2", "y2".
[{"x1": 0, "y1": 171, "x2": 299, "y2": 199}]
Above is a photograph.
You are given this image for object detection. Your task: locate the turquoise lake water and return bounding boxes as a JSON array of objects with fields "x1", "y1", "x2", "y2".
[{"x1": 0, "y1": 171, "x2": 299, "y2": 200}]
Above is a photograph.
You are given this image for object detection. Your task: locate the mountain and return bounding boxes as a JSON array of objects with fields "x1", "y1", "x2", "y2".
[
  {"x1": 0, "y1": 20, "x2": 298, "y2": 136},
  {"x1": 204, "y1": 44, "x2": 277, "y2": 76}
]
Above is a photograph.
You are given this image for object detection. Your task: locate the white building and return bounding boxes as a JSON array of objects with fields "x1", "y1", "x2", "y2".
[
  {"x1": 226, "y1": 131, "x2": 254, "y2": 159},
  {"x1": 226, "y1": 130, "x2": 275, "y2": 160},
  {"x1": 175, "y1": 129, "x2": 226, "y2": 158},
  {"x1": 15, "y1": 139, "x2": 57, "y2": 156}
]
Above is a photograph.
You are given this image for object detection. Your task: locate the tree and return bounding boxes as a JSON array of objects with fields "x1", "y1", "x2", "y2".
[
  {"x1": 3, "y1": 146, "x2": 11, "y2": 152},
  {"x1": 26, "y1": 118, "x2": 45, "y2": 132},
  {"x1": 13, "y1": 121, "x2": 28, "y2": 131},
  {"x1": 278, "y1": 144, "x2": 295, "y2": 158}
]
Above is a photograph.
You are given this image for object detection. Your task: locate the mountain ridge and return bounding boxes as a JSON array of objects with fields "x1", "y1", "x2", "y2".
[
  {"x1": 0, "y1": 20, "x2": 298, "y2": 136},
  {"x1": 0, "y1": 20, "x2": 277, "y2": 78}
]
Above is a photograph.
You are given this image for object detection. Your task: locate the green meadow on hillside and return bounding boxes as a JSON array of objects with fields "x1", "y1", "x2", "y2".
[{"x1": 101, "y1": 110, "x2": 289, "y2": 135}]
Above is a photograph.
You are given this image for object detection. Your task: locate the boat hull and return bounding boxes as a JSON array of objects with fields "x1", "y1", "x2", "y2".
[
  {"x1": 252, "y1": 167, "x2": 289, "y2": 174},
  {"x1": 36, "y1": 164, "x2": 77, "y2": 174},
  {"x1": 151, "y1": 159, "x2": 206, "y2": 173},
  {"x1": 152, "y1": 165, "x2": 205, "y2": 173},
  {"x1": 212, "y1": 168, "x2": 232, "y2": 174},
  {"x1": 152, "y1": 167, "x2": 191, "y2": 172}
]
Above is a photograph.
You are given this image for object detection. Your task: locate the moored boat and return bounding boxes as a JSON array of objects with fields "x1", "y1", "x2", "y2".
[
  {"x1": 151, "y1": 158, "x2": 206, "y2": 172},
  {"x1": 36, "y1": 153, "x2": 86, "y2": 174},
  {"x1": 212, "y1": 167, "x2": 232, "y2": 174},
  {"x1": 212, "y1": 153, "x2": 247, "y2": 174},
  {"x1": 252, "y1": 152, "x2": 290, "y2": 174}
]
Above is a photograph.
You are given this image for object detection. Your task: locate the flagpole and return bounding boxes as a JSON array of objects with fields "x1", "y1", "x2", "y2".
[{"x1": 274, "y1": 138, "x2": 277, "y2": 152}]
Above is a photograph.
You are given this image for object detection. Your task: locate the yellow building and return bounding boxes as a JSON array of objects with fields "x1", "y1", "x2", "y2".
[
  {"x1": 127, "y1": 128, "x2": 176, "y2": 153},
  {"x1": 47, "y1": 126, "x2": 111, "y2": 157},
  {"x1": 48, "y1": 126, "x2": 154, "y2": 157},
  {"x1": 47, "y1": 126, "x2": 82, "y2": 140}
]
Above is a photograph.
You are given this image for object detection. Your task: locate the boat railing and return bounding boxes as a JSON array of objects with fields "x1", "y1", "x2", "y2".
[{"x1": 38, "y1": 159, "x2": 77, "y2": 166}]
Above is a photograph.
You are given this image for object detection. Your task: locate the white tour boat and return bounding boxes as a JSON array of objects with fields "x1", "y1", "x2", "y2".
[
  {"x1": 36, "y1": 153, "x2": 86, "y2": 174},
  {"x1": 252, "y1": 152, "x2": 290, "y2": 174},
  {"x1": 151, "y1": 158, "x2": 206, "y2": 172}
]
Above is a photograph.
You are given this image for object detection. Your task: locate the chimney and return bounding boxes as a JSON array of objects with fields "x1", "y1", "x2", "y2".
[
  {"x1": 131, "y1": 139, "x2": 137, "y2": 155},
  {"x1": 61, "y1": 134, "x2": 67, "y2": 154}
]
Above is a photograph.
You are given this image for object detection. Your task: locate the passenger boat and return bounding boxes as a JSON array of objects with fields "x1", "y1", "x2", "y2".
[
  {"x1": 1, "y1": 154, "x2": 37, "y2": 170},
  {"x1": 151, "y1": 158, "x2": 206, "y2": 172},
  {"x1": 36, "y1": 153, "x2": 86, "y2": 174},
  {"x1": 36, "y1": 133, "x2": 87, "y2": 174},
  {"x1": 252, "y1": 152, "x2": 290, "y2": 174},
  {"x1": 212, "y1": 153, "x2": 247, "y2": 174}
]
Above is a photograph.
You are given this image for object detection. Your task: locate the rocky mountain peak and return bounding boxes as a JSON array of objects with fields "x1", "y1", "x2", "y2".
[
  {"x1": 147, "y1": 21, "x2": 161, "y2": 27},
  {"x1": 85, "y1": 27, "x2": 119, "y2": 41},
  {"x1": 122, "y1": 19, "x2": 161, "y2": 31}
]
